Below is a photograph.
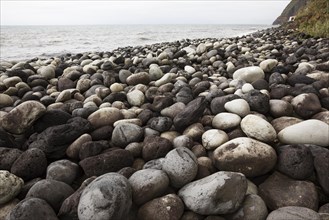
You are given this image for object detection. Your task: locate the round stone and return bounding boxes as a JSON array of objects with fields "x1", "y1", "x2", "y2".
[
  {"x1": 201, "y1": 129, "x2": 229, "y2": 150},
  {"x1": 259, "y1": 59, "x2": 278, "y2": 72},
  {"x1": 111, "y1": 123, "x2": 144, "y2": 147},
  {"x1": 212, "y1": 112, "x2": 241, "y2": 130},
  {"x1": 224, "y1": 99, "x2": 250, "y2": 117},
  {"x1": 78, "y1": 173, "x2": 132, "y2": 220},
  {"x1": 178, "y1": 171, "x2": 247, "y2": 215},
  {"x1": 233, "y1": 66, "x2": 265, "y2": 83},
  {"x1": 6, "y1": 198, "x2": 58, "y2": 220},
  {"x1": 213, "y1": 137, "x2": 277, "y2": 177},
  {"x1": 26, "y1": 179, "x2": 74, "y2": 212},
  {"x1": 240, "y1": 114, "x2": 277, "y2": 142},
  {"x1": 162, "y1": 147, "x2": 198, "y2": 188},
  {"x1": 0, "y1": 94, "x2": 13, "y2": 108},
  {"x1": 11, "y1": 148, "x2": 47, "y2": 181},
  {"x1": 267, "y1": 206, "x2": 320, "y2": 220},
  {"x1": 38, "y1": 66, "x2": 55, "y2": 80},
  {"x1": 127, "y1": 90, "x2": 145, "y2": 106},
  {"x1": 87, "y1": 107, "x2": 123, "y2": 129},
  {"x1": 46, "y1": 159, "x2": 80, "y2": 185},
  {"x1": 138, "y1": 194, "x2": 184, "y2": 220},
  {"x1": 128, "y1": 169, "x2": 169, "y2": 205}
]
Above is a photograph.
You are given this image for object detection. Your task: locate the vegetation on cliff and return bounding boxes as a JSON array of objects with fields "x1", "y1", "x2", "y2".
[{"x1": 295, "y1": 0, "x2": 329, "y2": 38}]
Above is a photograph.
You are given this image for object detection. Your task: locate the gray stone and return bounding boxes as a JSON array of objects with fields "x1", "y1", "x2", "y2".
[
  {"x1": 26, "y1": 179, "x2": 74, "y2": 212},
  {"x1": 138, "y1": 194, "x2": 184, "y2": 220},
  {"x1": 267, "y1": 206, "x2": 320, "y2": 220},
  {"x1": 58, "y1": 177, "x2": 96, "y2": 220},
  {"x1": 111, "y1": 123, "x2": 144, "y2": 147},
  {"x1": 6, "y1": 198, "x2": 59, "y2": 220},
  {"x1": 46, "y1": 159, "x2": 80, "y2": 185},
  {"x1": 162, "y1": 147, "x2": 198, "y2": 188},
  {"x1": 78, "y1": 173, "x2": 132, "y2": 220},
  {"x1": 224, "y1": 194, "x2": 268, "y2": 220},
  {"x1": 178, "y1": 171, "x2": 247, "y2": 215},
  {"x1": 128, "y1": 169, "x2": 169, "y2": 205}
]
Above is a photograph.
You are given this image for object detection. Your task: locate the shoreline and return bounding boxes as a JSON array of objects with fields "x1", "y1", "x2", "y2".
[
  {"x1": 1, "y1": 26, "x2": 329, "y2": 219},
  {"x1": 0, "y1": 24, "x2": 272, "y2": 62}
]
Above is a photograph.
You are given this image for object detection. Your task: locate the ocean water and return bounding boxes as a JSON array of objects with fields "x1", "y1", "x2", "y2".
[{"x1": 0, "y1": 24, "x2": 271, "y2": 61}]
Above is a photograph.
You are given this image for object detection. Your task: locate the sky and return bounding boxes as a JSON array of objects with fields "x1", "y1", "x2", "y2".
[{"x1": 0, "y1": 0, "x2": 290, "y2": 25}]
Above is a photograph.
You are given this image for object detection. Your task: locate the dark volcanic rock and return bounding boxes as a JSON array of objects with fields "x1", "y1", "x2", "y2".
[
  {"x1": 0, "y1": 147, "x2": 22, "y2": 170},
  {"x1": 259, "y1": 171, "x2": 318, "y2": 211},
  {"x1": 173, "y1": 97, "x2": 207, "y2": 131},
  {"x1": 28, "y1": 117, "x2": 92, "y2": 159},
  {"x1": 142, "y1": 135, "x2": 173, "y2": 161},
  {"x1": 79, "y1": 140, "x2": 109, "y2": 160},
  {"x1": 6, "y1": 198, "x2": 59, "y2": 220},
  {"x1": 276, "y1": 145, "x2": 314, "y2": 180},
  {"x1": 210, "y1": 94, "x2": 239, "y2": 115},
  {"x1": 11, "y1": 148, "x2": 47, "y2": 181},
  {"x1": 242, "y1": 90, "x2": 270, "y2": 114},
  {"x1": 79, "y1": 148, "x2": 134, "y2": 177},
  {"x1": 33, "y1": 109, "x2": 72, "y2": 133}
]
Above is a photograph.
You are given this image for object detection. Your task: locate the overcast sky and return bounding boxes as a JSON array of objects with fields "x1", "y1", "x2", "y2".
[{"x1": 1, "y1": 1, "x2": 290, "y2": 25}]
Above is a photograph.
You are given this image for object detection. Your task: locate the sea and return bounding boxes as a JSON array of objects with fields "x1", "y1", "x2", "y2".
[{"x1": 0, "y1": 24, "x2": 272, "y2": 61}]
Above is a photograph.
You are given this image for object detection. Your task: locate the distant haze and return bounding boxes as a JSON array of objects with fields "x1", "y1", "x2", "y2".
[{"x1": 1, "y1": 1, "x2": 290, "y2": 25}]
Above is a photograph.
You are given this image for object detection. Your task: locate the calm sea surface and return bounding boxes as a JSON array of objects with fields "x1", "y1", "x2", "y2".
[{"x1": 0, "y1": 24, "x2": 271, "y2": 61}]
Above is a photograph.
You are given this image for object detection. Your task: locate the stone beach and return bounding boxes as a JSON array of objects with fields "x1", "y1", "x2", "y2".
[{"x1": 0, "y1": 26, "x2": 329, "y2": 220}]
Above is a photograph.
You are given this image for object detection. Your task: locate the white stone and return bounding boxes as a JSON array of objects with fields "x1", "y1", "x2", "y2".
[
  {"x1": 196, "y1": 43, "x2": 207, "y2": 54},
  {"x1": 184, "y1": 65, "x2": 196, "y2": 74},
  {"x1": 127, "y1": 90, "x2": 145, "y2": 107},
  {"x1": 202, "y1": 129, "x2": 229, "y2": 150},
  {"x1": 233, "y1": 66, "x2": 265, "y2": 83},
  {"x1": 0, "y1": 170, "x2": 24, "y2": 205},
  {"x1": 241, "y1": 83, "x2": 254, "y2": 93},
  {"x1": 241, "y1": 114, "x2": 277, "y2": 142},
  {"x1": 278, "y1": 119, "x2": 329, "y2": 147},
  {"x1": 155, "y1": 73, "x2": 175, "y2": 87},
  {"x1": 259, "y1": 59, "x2": 278, "y2": 72},
  {"x1": 224, "y1": 99, "x2": 250, "y2": 117},
  {"x1": 110, "y1": 83, "x2": 124, "y2": 92},
  {"x1": 212, "y1": 112, "x2": 241, "y2": 130}
]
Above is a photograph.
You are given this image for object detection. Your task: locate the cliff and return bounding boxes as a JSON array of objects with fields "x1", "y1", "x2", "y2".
[{"x1": 272, "y1": 0, "x2": 308, "y2": 25}]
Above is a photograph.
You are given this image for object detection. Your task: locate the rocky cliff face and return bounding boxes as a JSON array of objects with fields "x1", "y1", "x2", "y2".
[{"x1": 273, "y1": 0, "x2": 308, "y2": 25}]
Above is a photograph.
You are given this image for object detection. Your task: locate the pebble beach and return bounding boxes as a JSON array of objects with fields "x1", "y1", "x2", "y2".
[{"x1": 0, "y1": 26, "x2": 329, "y2": 220}]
